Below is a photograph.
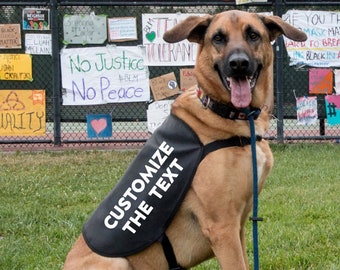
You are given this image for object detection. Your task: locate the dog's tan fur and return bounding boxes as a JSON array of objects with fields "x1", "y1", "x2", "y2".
[{"x1": 63, "y1": 10, "x2": 306, "y2": 270}]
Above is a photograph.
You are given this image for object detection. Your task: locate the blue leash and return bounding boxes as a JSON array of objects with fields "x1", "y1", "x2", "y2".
[{"x1": 246, "y1": 109, "x2": 263, "y2": 270}]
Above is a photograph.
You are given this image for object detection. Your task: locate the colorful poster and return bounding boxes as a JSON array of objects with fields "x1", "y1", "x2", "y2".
[
  {"x1": 147, "y1": 100, "x2": 173, "y2": 133},
  {"x1": 25, "y1": 34, "x2": 52, "y2": 55},
  {"x1": 0, "y1": 54, "x2": 32, "y2": 81},
  {"x1": 108, "y1": 17, "x2": 137, "y2": 42},
  {"x1": 149, "y1": 72, "x2": 179, "y2": 101},
  {"x1": 0, "y1": 24, "x2": 21, "y2": 49},
  {"x1": 283, "y1": 10, "x2": 340, "y2": 67},
  {"x1": 22, "y1": 8, "x2": 49, "y2": 30},
  {"x1": 0, "y1": 90, "x2": 46, "y2": 136},
  {"x1": 63, "y1": 14, "x2": 107, "y2": 45},
  {"x1": 325, "y1": 95, "x2": 340, "y2": 125},
  {"x1": 61, "y1": 46, "x2": 150, "y2": 105},
  {"x1": 142, "y1": 13, "x2": 205, "y2": 66},
  {"x1": 309, "y1": 68, "x2": 333, "y2": 94},
  {"x1": 87, "y1": 114, "x2": 112, "y2": 138},
  {"x1": 296, "y1": 96, "x2": 318, "y2": 125}
]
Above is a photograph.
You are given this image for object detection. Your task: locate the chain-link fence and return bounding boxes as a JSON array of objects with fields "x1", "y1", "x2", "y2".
[{"x1": 0, "y1": 0, "x2": 339, "y2": 150}]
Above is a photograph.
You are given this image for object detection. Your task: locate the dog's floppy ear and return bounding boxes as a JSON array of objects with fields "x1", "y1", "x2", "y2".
[
  {"x1": 163, "y1": 15, "x2": 213, "y2": 44},
  {"x1": 260, "y1": 15, "x2": 307, "y2": 42}
]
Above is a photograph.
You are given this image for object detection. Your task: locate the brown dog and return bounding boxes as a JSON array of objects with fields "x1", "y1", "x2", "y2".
[{"x1": 63, "y1": 10, "x2": 306, "y2": 270}]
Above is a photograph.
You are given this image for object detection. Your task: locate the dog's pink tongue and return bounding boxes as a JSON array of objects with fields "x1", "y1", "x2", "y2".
[{"x1": 230, "y1": 78, "x2": 251, "y2": 108}]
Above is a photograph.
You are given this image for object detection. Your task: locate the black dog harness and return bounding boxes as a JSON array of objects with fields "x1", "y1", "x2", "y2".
[{"x1": 83, "y1": 101, "x2": 262, "y2": 269}]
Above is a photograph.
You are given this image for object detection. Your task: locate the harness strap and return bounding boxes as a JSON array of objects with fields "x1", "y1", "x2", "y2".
[
  {"x1": 160, "y1": 234, "x2": 185, "y2": 270},
  {"x1": 203, "y1": 136, "x2": 262, "y2": 159}
]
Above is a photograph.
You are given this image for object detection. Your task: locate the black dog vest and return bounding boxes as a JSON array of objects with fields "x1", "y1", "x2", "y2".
[{"x1": 82, "y1": 114, "x2": 258, "y2": 258}]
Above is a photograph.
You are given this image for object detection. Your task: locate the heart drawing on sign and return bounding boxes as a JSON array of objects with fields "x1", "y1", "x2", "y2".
[
  {"x1": 146, "y1": 31, "x2": 156, "y2": 42},
  {"x1": 90, "y1": 118, "x2": 107, "y2": 135}
]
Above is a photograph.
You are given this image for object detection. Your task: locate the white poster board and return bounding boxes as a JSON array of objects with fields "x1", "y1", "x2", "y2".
[
  {"x1": 25, "y1": 34, "x2": 52, "y2": 55},
  {"x1": 61, "y1": 46, "x2": 150, "y2": 105},
  {"x1": 142, "y1": 13, "x2": 205, "y2": 66},
  {"x1": 283, "y1": 10, "x2": 340, "y2": 67}
]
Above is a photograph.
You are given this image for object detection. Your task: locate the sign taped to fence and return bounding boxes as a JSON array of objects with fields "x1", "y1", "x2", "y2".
[
  {"x1": 61, "y1": 46, "x2": 150, "y2": 105},
  {"x1": 63, "y1": 14, "x2": 107, "y2": 45},
  {"x1": 142, "y1": 13, "x2": 205, "y2": 66},
  {"x1": 0, "y1": 90, "x2": 46, "y2": 136},
  {"x1": 0, "y1": 54, "x2": 32, "y2": 81},
  {"x1": 0, "y1": 24, "x2": 21, "y2": 49},
  {"x1": 25, "y1": 34, "x2": 52, "y2": 55},
  {"x1": 108, "y1": 17, "x2": 137, "y2": 42},
  {"x1": 283, "y1": 10, "x2": 340, "y2": 67},
  {"x1": 325, "y1": 95, "x2": 340, "y2": 125},
  {"x1": 86, "y1": 114, "x2": 112, "y2": 138},
  {"x1": 296, "y1": 96, "x2": 318, "y2": 125},
  {"x1": 22, "y1": 8, "x2": 50, "y2": 30},
  {"x1": 309, "y1": 68, "x2": 333, "y2": 94}
]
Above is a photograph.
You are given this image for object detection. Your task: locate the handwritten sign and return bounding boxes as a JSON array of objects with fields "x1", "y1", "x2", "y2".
[
  {"x1": 283, "y1": 10, "x2": 340, "y2": 67},
  {"x1": 0, "y1": 24, "x2": 21, "y2": 49},
  {"x1": 63, "y1": 14, "x2": 107, "y2": 45},
  {"x1": 87, "y1": 114, "x2": 112, "y2": 138},
  {"x1": 180, "y1": 68, "x2": 197, "y2": 91},
  {"x1": 25, "y1": 34, "x2": 52, "y2": 55},
  {"x1": 236, "y1": 0, "x2": 267, "y2": 4},
  {"x1": 334, "y1": 69, "x2": 340, "y2": 95},
  {"x1": 309, "y1": 68, "x2": 333, "y2": 94},
  {"x1": 0, "y1": 54, "x2": 32, "y2": 81},
  {"x1": 23, "y1": 8, "x2": 49, "y2": 30},
  {"x1": 108, "y1": 17, "x2": 137, "y2": 42},
  {"x1": 149, "y1": 72, "x2": 179, "y2": 101},
  {"x1": 325, "y1": 95, "x2": 340, "y2": 125},
  {"x1": 142, "y1": 13, "x2": 205, "y2": 66},
  {"x1": 61, "y1": 46, "x2": 150, "y2": 105},
  {"x1": 296, "y1": 96, "x2": 318, "y2": 125},
  {"x1": 0, "y1": 90, "x2": 46, "y2": 136},
  {"x1": 147, "y1": 100, "x2": 173, "y2": 133}
]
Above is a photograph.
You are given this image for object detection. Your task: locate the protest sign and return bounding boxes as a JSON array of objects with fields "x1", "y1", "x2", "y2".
[
  {"x1": 142, "y1": 13, "x2": 205, "y2": 66},
  {"x1": 61, "y1": 46, "x2": 150, "y2": 105},
  {"x1": 283, "y1": 10, "x2": 340, "y2": 67},
  {"x1": 334, "y1": 69, "x2": 340, "y2": 95},
  {"x1": 180, "y1": 68, "x2": 197, "y2": 91},
  {"x1": 296, "y1": 96, "x2": 318, "y2": 125},
  {"x1": 0, "y1": 24, "x2": 21, "y2": 49},
  {"x1": 325, "y1": 95, "x2": 340, "y2": 125},
  {"x1": 149, "y1": 72, "x2": 179, "y2": 101},
  {"x1": 108, "y1": 17, "x2": 137, "y2": 42},
  {"x1": 147, "y1": 100, "x2": 173, "y2": 133},
  {"x1": 0, "y1": 90, "x2": 46, "y2": 136},
  {"x1": 87, "y1": 114, "x2": 112, "y2": 138},
  {"x1": 309, "y1": 68, "x2": 333, "y2": 94},
  {"x1": 25, "y1": 34, "x2": 52, "y2": 55},
  {"x1": 0, "y1": 54, "x2": 32, "y2": 81},
  {"x1": 63, "y1": 14, "x2": 107, "y2": 44},
  {"x1": 22, "y1": 8, "x2": 49, "y2": 30}
]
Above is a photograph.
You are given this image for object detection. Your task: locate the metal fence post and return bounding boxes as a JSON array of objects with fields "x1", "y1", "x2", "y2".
[
  {"x1": 274, "y1": 0, "x2": 284, "y2": 143},
  {"x1": 50, "y1": 0, "x2": 62, "y2": 146}
]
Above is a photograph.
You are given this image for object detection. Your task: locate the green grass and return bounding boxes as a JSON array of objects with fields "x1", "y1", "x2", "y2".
[{"x1": 0, "y1": 144, "x2": 339, "y2": 270}]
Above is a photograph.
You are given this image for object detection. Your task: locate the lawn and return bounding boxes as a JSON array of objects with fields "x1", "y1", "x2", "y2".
[{"x1": 0, "y1": 143, "x2": 339, "y2": 270}]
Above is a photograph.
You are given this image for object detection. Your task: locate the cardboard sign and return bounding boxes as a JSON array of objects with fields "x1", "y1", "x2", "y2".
[
  {"x1": 296, "y1": 96, "x2": 318, "y2": 125},
  {"x1": 0, "y1": 24, "x2": 21, "y2": 49},
  {"x1": 0, "y1": 90, "x2": 46, "y2": 136},
  {"x1": 61, "y1": 46, "x2": 150, "y2": 105},
  {"x1": 87, "y1": 114, "x2": 112, "y2": 138},
  {"x1": 25, "y1": 34, "x2": 52, "y2": 55},
  {"x1": 22, "y1": 8, "x2": 49, "y2": 30},
  {"x1": 108, "y1": 17, "x2": 137, "y2": 42},
  {"x1": 63, "y1": 14, "x2": 107, "y2": 45},
  {"x1": 0, "y1": 54, "x2": 32, "y2": 81},
  {"x1": 149, "y1": 72, "x2": 179, "y2": 101},
  {"x1": 309, "y1": 68, "x2": 333, "y2": 94},
  {"x1": 325, "y1": 95, "x2": 340, "y2": 125},
  {"x1": 180, "y1": 68, "x2": 197, "y2": 91}
]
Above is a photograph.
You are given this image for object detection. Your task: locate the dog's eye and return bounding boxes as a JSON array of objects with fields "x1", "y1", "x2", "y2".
[
  {"x1": 212, "y1": 33, "x2": 226, "y2": 44},
  {"x1": 248, "y1": 31, "x2": 260, "y2": 42}
]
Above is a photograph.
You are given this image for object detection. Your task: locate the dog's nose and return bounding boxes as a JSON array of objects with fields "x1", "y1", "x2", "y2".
[{"x1": 228, "y1": 52, "x2": 250, "y2": 74}]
